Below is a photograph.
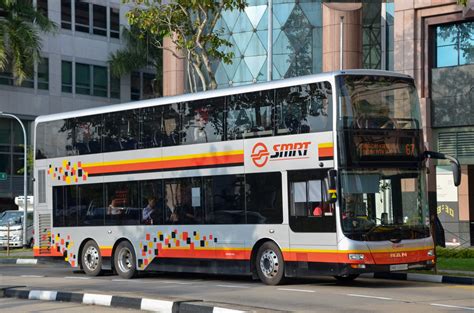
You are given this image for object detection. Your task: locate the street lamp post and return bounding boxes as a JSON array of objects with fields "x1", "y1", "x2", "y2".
[{"x1": 0, "y1": 112, "x2": 28, "y2": 247}]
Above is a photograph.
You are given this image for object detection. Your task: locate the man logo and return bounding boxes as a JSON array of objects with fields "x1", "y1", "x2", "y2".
[{"x1": 251, "y1": 142, "x2": 270, "y2": 168}]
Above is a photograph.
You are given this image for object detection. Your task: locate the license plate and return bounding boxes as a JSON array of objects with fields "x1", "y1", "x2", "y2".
[{"x1": 390, "y1": 264, "x2": 408, "y2": 271}]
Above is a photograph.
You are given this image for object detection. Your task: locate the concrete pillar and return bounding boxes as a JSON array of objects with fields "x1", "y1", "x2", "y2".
[
  {"x1": 322, "y1": 3, "x2": 363, "y2": 72},
  {"x1": 162, "y1": 37, "x2": 185, "y2": 97}
]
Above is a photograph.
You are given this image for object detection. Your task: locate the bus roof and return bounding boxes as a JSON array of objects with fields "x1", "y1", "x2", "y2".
[{"x1": 34, "y1": 69, "x2": 412, "y2": 124}]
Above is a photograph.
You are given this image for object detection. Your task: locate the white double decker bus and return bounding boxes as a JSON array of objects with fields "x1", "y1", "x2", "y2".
[{"x1": 33, "y1": 70, "x2": 460, "y2": 285}]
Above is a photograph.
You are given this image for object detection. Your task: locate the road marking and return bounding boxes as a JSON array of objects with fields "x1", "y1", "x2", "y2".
[
  {"x1": 277, "y1": 288, "x2": 315, "y2": 293},
  {"x1": 347, "y1": 294, "x2": 393, "y2": 300},
  {"x1": 112, "y1": 279, "x2": 139, "y2": 282},
  {"x1": 216, "y1": 284, "x2": 250, "y2": 289},
  {"x1": 430, "y1": 303, "x2": 474, "y2": 311},
  {"x1": 63, "y1": 276, "x2": 91, "y2": 280},
  {"x1": 20, "y1": 275, "x2": 44, "y2": 278},
  {"x1": 213, "y1": 307, "x2": 248, "y2": 313}
]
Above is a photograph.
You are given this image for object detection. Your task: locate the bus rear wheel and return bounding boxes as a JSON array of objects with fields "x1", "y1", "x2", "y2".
[
  {"x1": 81, "y1": 240, "x2": 102, "y2": 276},
  {"x1": 334, "y1": 274, "x2": 359, "y2": 282},
  {"x1": 114, "y1": 241, "x2": 137, "y2": 279},
  {"x1": 255, "y1": 241, "x2": 285, "y2": 285}
]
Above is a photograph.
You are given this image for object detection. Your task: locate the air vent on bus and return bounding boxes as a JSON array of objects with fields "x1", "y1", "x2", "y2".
[
  {"x1": 38, "y1": 170, "x2": 46, "y2": 203},
  {"x1": 38, "y1": 213, "x2": 51, "y2": 255},
  {"x1": 439, "y1": 132, "x2": 474, "y2": 158}
]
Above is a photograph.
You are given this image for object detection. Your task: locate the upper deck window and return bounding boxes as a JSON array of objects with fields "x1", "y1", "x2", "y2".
[{"x1": 338, "y1": 75, "x2": 421, "y2": 130}]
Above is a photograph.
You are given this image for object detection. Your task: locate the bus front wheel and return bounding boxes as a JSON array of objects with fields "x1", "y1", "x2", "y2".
[
  {"x1": 81, "y1": 240, "x2": 102, "y2": 276},
  {"x1": 255, "y1": 241, "x2": 285, "y2": 285},
  {"x1": 114, "y1": 241, "x2": 137, "y2": 279}
]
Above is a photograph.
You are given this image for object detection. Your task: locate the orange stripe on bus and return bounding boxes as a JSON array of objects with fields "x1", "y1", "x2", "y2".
[
  {"x1": 318, "y1": 147, "x2": 334, "y2": 157},
  {"x1": 84, "y1": 154, "x2": 244, "y2": 175}
]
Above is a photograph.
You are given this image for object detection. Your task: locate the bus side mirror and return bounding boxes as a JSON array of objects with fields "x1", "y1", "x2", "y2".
[
  {"x1": 424, "y1": 151, "x2": 461, "y2": 186},
  {"x1": 327, "y1": 169, "x2": 338, "y2": 203}
]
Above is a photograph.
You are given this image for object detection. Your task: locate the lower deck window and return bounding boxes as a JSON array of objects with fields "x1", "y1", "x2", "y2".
[{"x1": 52, "y1": 172, "x2": 283, "y2": 227}]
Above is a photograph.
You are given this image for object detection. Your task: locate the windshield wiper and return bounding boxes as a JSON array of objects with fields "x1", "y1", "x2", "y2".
[{"x1": 363, "y1": 224, "x2": 396, "y2": 240}]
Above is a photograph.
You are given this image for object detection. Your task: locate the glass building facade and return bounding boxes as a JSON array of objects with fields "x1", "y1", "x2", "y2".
[{"x1": 214, "y1": 0, "x2": 323, "y2": 88}]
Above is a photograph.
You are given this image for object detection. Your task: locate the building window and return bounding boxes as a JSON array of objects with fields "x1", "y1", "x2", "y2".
[
  {"x1": 62, "y1": 61, "x2": 72, "y2": 93},
  {"x1": 38, "y1": 58, "x2": 49, "y2": 90},
  {"x1": 93, "y1": 65, "x2": 107, "y2": 97},
  {"x1": 61, "y1": 0, "x2": 71, "y2": 29},
  {"x1": 93, "y1": 4, "x2": 107, "y2": 36},
  {"x1": 75, "y1": 1, "x2": 90, "y2": 33},
  {"x1": 110, "y1": 75, "x2": 120, "y2": 99},
  {"x1": 20, "y1": 62, "x2": 35, "y2": 88},
  {"x1": 435, "y1": 21, "x2": 474, "y2": 68},
  {"x1": 76, "y1": 63, "x2": 91, "y2": 95},
  {"x1": 110, "y1": 7, "x2": 120, "y2": 39},
  {"x1": 131, "y1": 72, "x2": 158, "y2": 101},
  {"x1": 37, "y1": 0, "x2": 48, "y2": 17}
]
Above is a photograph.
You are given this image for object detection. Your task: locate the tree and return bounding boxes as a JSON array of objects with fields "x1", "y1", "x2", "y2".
[
  {"x1": 109, "y1": 27, "x2": 163, "y2": 97},
  {"x1": 0, "y1": 0, "x2": 56, "y2": 84},
  {"x1": 125, "y1": 0, "x2": 246, "y2": 92}
]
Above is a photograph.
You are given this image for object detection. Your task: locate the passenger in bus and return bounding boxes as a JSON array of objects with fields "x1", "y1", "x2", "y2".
[
  {"x1": 142, "y1": 197, "x2": 159, "y2": 225},
  {"x1": 107, "y1": 198, "x2": 124, "y2": 215},
  {"x1": 342, "y1": 194, "x2": 374, "y2": 229}
]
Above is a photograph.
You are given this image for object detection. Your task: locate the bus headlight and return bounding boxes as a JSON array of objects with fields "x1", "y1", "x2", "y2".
[
  {"x1": 427, "y1": 249, "x2": 434, "y2": 257},
  {"x1": 349, "y1": 253, "x2": 365, "y2": 260}
]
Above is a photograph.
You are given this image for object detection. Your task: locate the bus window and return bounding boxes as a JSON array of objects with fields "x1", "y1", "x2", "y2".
[
  {"x1": 204, "y1": 175, "x2": 245, "y2": 224},
  {"x1": 53, "y1": 186, "x2": 79, "y2": 227},
  {"x1": 276, "y1": 82, "x2": 332, "y2": 135},
  {"x1": 105, "y1": 182, "x2": 140, "y2": 226},
  {"x1": 36, "y1": 120, "x2": 72, "y2": 159},
  {"x1": 140, "y1": 180, "x2": 164, "y2": 225},
  {"x1": 140, "y1": 106, "x2": 162, "y2": 149},
  {"x1": 163, "y1": 177, "x2": 204, "y2": 225},
  {"x1": 78, "y1": 183, "x2": 104, "y2": 226},
  {"x1": 103, "y1": 109, "x2": 139, "y2": 152},
  {"x1": 288, "y1": 170, "x2": 336, "y2": 232},
  {"x1": 181, "y1": 97, "x2": 225, "y2": 145},
  {"x1": 72, "y1": 115, "x2": 102, "y2": 155},
  {"x1": 245, "y1": 172, "x2": 282, "y2": 224},
  {"x1": 162, "y1": 103, "x2": 180, "y2": 147},
  {"x1": 226, "y1": 90, "x2": 274, "y2": 140}
]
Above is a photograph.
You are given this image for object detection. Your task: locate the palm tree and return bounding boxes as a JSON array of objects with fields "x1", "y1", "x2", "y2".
[
  {"x1": 109, "y1": 27, "x2": 163, "y2": 98},
  {"x1": 0, "y1": 0, "x2": 56, "y2": 84}
]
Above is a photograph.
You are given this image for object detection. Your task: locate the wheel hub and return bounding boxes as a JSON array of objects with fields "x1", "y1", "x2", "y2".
[
  {"x1": 259, "y1": 249, "x2": 279, "y2": 278},
  {"x1": 83, "y1": 246, "x2": 99, "y2": 271},
  {"x1": 117, "y1": 247, "x2": 132, "y2": 273}
]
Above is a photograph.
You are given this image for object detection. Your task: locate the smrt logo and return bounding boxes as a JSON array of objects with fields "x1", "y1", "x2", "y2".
[{"x1": 251, "y1": 142, "x2": 270, "y2": 168}]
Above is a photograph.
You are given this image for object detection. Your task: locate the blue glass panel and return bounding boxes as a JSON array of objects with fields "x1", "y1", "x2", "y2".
[
  {"x1": 224, "y1": 58, "x2": 241, "y2": 80},
  {"x1": 437, "y1": 24, "x2": 457, "y2": 46},
  {"x1": 245, "y1": 5, "x2": 267, "y2": 28},
  {"x1": 244, "y1": 33, "x2": 267, "y2": 56},
  {"x1": 222, "y1": 9, "x2": 240, "y2": 32},
  {"x1": 273, "y1": 53, "x2": 292, "y2": 77},
  {"x1": 233, "y1": 12, "x2": 253, "y2": 33},
  {"x1": 244, "y1": 55, "x2": 267, "y2": 78},
  {"x1": 272, "y1": 64, "x2": 281, "y2": 80},
  {"x1": 215, "y1": 63, "x2": 229, "y2": 86},
  {"x1": 232, "y1": 32, "x2": 253, "y2": 54},
  {"x1": 274, "y1": 3, "x2": 295, "y2": 25},
  {"x1": 273, "y1": 31, "x2": 292, "y2": 55},
  {"x1": 460, "y1": 41, "x2": 474, "y2": 65},
  {"x1": 257, "y1": 60, "x2": 268, "y2": 82},
  {"x1": 300, "y1": 2, "x2": 322, "y2": 27},
  {"x1": 214, "y1": 18, "x2": 230, "y2": 35},
  {"x1": 233, "y1": 62, "x2": 253, "y2": 84},
  {"x1": 437, "y1": 45, "x2": 458, "y2": 67}
]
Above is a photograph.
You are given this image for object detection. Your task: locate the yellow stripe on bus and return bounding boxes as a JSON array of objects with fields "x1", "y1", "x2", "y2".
[
  {"x1": 318, "y1": 143, "x2": 334, "y2": 148},
  {"x1": 83, "y1": 150, "x2": 244, "y2": 168}
]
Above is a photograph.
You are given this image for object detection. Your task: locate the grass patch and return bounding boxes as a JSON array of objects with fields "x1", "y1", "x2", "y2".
[{"x1": 437, "y1": 257, "x2": 474, "y2": 272}]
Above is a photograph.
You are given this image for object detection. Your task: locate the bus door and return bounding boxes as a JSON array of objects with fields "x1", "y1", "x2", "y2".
[{"x1": 287, "y1": 169, "x2": 337, "y2": 262}]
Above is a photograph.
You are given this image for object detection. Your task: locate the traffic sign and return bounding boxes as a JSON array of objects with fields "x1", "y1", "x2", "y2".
[{"x1": 0, "y1": 172, "x2": 7, "y2": 181}]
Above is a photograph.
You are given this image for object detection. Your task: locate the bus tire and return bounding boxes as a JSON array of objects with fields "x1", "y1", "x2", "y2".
[
  {"x1": 114, "y1": 241, "x2": 137, "y2": 279},
  {"x1": 255, "y1": 241, "x2": 285, "y2": 285},
  {"x1": 334, "y1": 274, "x2": 359, "y2": 282},
  {"x1": 81, "y1": 240, "x2": 102, "y2": 276}
]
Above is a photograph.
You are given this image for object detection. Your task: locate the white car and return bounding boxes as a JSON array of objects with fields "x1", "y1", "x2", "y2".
[{"x1": 0, "y1": 210, "x2": 33, "y2": 248}]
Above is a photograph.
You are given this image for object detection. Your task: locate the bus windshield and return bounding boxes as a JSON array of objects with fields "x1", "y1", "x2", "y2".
[
  {"x1": 339, "y1": 169, "x2": 430, "y2": 241},
  {"x1": 338, "y1": 75, "x2": 421, "y2": 130}
]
